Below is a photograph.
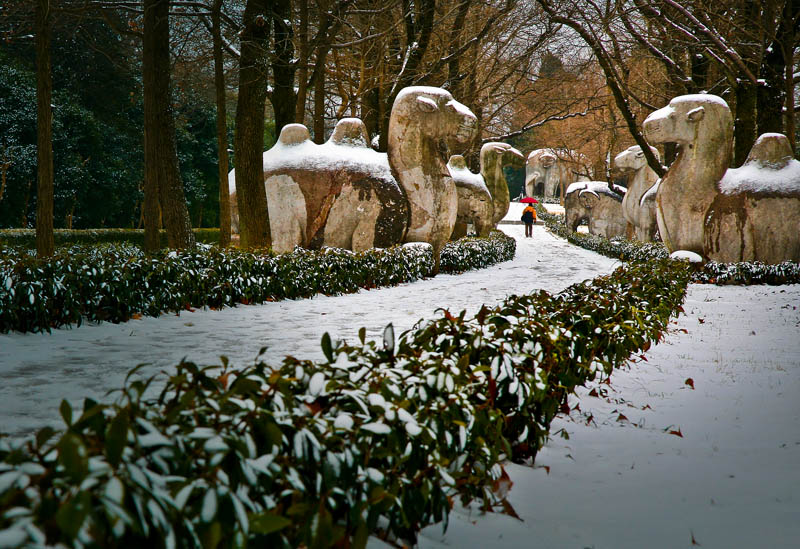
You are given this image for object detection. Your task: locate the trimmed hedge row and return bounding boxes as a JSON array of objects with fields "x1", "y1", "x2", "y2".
[
  {"x1": 0, "y1": 257, "x2": 691, "y2": 548},
  {"x1": 693, "y1": 260, "x2": 800, "y2": 285},
  {"x1": 440, "y1": 231, "x2": 516, "y2": 273},
  {"x1": 537, "y1": 207, "x2": 669, "y2": 262},
  {"x1": 537, "y1": 206, "x2": 800, "y2": 284},
  {"x1": 0, "y1": 231, "x2": 515, "y2": 334},
  {"x1": 0, "y1": 228, "x2": 221, "y2": 248}
]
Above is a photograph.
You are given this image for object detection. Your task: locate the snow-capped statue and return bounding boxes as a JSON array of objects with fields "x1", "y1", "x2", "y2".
[
  {"x1": 614, "y1": 145, "x2": 660, "y2": 242},
  {"x1": 564, "y1": 180, "x2": 627, "y2": 238},
  {"x1": 229, "y1": 118, "x2": 408, "y2": 253},
  {"x1": 229, "y1": 86, "x2": 478, "y2": 272},
  {"x1": 643, "y1": 94, "x2": 800, "y2": 263}
]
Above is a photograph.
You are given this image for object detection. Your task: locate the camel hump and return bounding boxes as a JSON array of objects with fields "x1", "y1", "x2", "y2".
[
  {"x1": 279, "y1": 123, "x2": 311, "y2": 145},
  {"x1": 329, "y1": 118, "x2": 370, "y2": 148},
  {"x1": 745, "y1": 133, "x2": 794, "y2": 169}
]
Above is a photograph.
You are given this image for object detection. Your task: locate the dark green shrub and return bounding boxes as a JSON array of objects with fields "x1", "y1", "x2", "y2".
[
  {"x1": 0, "y1": 228, "x2": 220, "y2": 248},
  {"x1": 536, "y1": 206, "x2": 800, "y2": 284},
  {"x1": 0, "y1": 232, "x2": 515, "y2": 334}
]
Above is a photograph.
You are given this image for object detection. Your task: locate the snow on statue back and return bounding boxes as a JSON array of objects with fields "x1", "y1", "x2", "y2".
[
  {"x1": 564, "y1": 180, "x2": 627, "y2": 238},
  {"x1": 481, "y1": 143, "x2": 524, "y2": 227},
  {"x1": 614, "y1": 145, "x2": 660, "y2": 242},
  {"x1": 231, "y1": 119, "x2": 409, "y2": 253},
  {"x1": 643, "y1": 94, "x2": 800, "y2": 263},
  {"x1": 525, "y1": 148, "x2": 589, "y2": 203},
  {"x1": 447, "y1": 155, "x2": 493, "y2": 239},
  {"x1": 388, "y1": 86, "x2": 477, "y2": 273}
]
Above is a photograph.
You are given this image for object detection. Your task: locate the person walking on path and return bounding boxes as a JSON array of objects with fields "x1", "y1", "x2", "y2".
[{"x1": 521, "y1": 204, "x2": 537, "y2": 237}]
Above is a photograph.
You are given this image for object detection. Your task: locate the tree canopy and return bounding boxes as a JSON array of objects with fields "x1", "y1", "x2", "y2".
[{"x1": 1, "y1": 0, "x2": 798, "y2": 233}]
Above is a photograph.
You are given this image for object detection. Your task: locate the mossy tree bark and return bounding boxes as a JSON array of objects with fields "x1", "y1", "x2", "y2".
[
  {"x1": 143, "y1": 0, "x2": 195, "y2": 252},
  {"x1": 212, "y1": 0, "x2": 231, "y2": 247}
]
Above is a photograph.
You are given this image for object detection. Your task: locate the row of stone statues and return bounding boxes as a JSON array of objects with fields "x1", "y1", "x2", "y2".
[
  {"x1": 563, "y1": 94, "x2": 800, "y2": 264},
  {"x1": 229, "y1": 86, "x2": 522, "y2": 273},
  {"x1": 231, "y1": 86, "x2": 799, "y2": 265}
]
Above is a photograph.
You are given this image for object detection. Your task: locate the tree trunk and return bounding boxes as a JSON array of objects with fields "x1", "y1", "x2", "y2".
[
  {"x1": 734, "y1": 80, "x2": 758, "y2": 167},
  {"x1": 143, "y1": 0, "x2": 195, "y2": 251},
  {"x1": 361, "y1": 86, "x2": 380, "y2": 143},
  {"x1": 757, "y1": 40, "x2": 786, "y2": 137},
  {"x1": 212, "y1": 0, "x2": 231, "y2": 247},
  {"x1": 313, "y1": 58, "x2": 326, "y2": 143},
  {"x1": 35, "y1": 0, "x2": 54, "y2": 257},
  {"x1": 270, "y1": 0, "x2": 297, "y2": 135},
  {"x1": 234, "y1": 0, "x2": 271, "y2": 249},
  {"x1": 294, "y1": 0, "x2": 309, "y2": 124}
]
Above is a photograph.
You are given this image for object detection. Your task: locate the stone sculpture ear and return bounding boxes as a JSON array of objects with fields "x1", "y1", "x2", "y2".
[
  {"x1": 687, "y1": 106, "x2": 705, "y2": 123},
  {"x1": 416, "y1": 96, "x2": 438, "y2": 113}
]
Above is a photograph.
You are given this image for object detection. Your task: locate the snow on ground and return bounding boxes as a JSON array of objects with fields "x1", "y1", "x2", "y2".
[{"x1": 2, "y1": 204, "x2": 799, "y2": 547}]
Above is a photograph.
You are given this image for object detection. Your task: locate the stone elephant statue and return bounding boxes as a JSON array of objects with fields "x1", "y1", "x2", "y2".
[
  {"x1": 564, "y1": 181, "x2": 628, "y2": 238},
  {"x1": 525, "y1": 148, "x2": 590, "y2": 203}
]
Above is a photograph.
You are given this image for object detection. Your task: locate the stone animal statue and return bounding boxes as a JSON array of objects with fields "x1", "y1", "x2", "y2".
[
  {"x1": 525, "y1": 148, "x2": 590, "y2": 203},
  {"x1": 614, "y1": 145, "x2": 660, "y2": 242},
  {"x1": 447, "y1": 155, "x2": 494, "y2": 239},
  {"x1": 481, "y1": 142, "x2": 525, "y2": 227},
  {"x1": 229, "y1": 118, "x2": 408, "y2": 253},
  {"x1": 388, "y1": 86, "x2": 477, "y2": 272},
  {"x1": 643, "y1": 94, "x2": 800, "y2": 263},
  {"x1": 564, "y1": 181, "x2": 628, "y2": 238}
]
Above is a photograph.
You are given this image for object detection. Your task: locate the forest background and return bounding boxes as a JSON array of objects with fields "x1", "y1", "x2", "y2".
[{"x1": 1, "y1": 0, "x2": 798, "y2": 254}]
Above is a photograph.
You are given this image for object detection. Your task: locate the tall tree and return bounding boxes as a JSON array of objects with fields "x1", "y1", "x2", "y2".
[
  {"x1": 234, "y1": 0, "x2": 271, "y2": 249},
  {"x1": 35, "y1": 0, "x2": 55, "y2": 256},
  {"x1": 211, "y1": 0, "x2": 231, "y2": 247},
  {"x1": 142, "y1": 0, "x2": 195, "y2": 251},
  {"x1": 269, "y1": 0, "x2": 297, "y2": 135}
]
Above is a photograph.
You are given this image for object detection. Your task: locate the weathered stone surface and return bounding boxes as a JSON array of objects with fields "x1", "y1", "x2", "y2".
[
  {"x1": 614, "y1": 145, "x2": 660, "y2": 242},
  {"x1": 388, "y1": 86, "x2": 477, "y2": 271},
  {"x1": 447, "y1": 155, "x2": 493, "y2": 238},
  {"x1": 230, "y1": 119, "x2": 409, "y2": 253},
  {"x1": 564, "y1": 181, "x2": 627, "y2": 238},
  {"x1": 525, "y1": 148, "x2": 589, "y2": 203},
  {"x1": 643, "y1": 95, "x2": 800, "y2": 263},
  {"x1": 481, "y1": 142, "x2": 524, "y2": 227}
]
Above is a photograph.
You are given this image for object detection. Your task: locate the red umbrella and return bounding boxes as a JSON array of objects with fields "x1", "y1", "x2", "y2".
[{"x1": 521, "y1": 196, "x2": 539, "y2": 204}]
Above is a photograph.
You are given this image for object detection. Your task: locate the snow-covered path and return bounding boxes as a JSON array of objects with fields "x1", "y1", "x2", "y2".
[{"x1": 0, "y1": 220, "x2": 618, "y2": 438}]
